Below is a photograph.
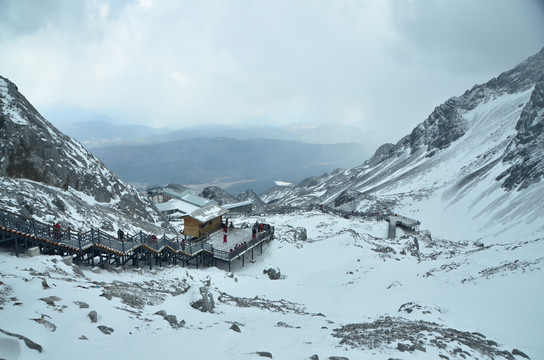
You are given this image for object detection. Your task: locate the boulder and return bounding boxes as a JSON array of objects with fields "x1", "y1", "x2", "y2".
[
  {"x1": 255, "y1": 352, "x2": 273, "y2": 358},
  {"x1": 263, "y1": 267, "x2": 281, "y2": 280},
  {"x1": 88, "y1": 311, "x2": 98, "y2": 323},
  {"x1": 97, "y1": 325, "x2": 114, "y2": 335},
  {"x1": 191, "y1": 287, "x2": 215, "y2": 313},
  {"x1": 294, "y1": 227, "x2": 307, "y2": 241},
  {"x1": 512, "y1": 349, "x2": 530, "y2": 359}
]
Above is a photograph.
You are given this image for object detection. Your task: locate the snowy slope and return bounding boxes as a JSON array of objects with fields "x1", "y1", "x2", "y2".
[
  {"x1": 0, "y1": 76, "x2": 171, "y2": 235},
  {"x1": 273, "y1": 48, "x2": 544, "y2": 244},
  {"x1": 1, "y1": 210, "x2": 542, "y2": 359}
]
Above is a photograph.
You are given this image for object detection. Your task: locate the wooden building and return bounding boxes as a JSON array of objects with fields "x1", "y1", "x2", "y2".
[{"x1": 183, "y1": 204, "x2": 229, "y2": 238}]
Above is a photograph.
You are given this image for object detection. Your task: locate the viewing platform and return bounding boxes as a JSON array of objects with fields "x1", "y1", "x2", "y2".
[
  {"x1": 206, "y1": 225, "x2": 274, "y2": 271},
  {"x1": 0, "y1": 208, "x2": 273, "y2": 272}
]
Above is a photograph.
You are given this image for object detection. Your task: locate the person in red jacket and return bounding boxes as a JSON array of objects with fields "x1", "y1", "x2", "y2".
[{"x1": 53, "y1": 223, "x2": 61, "y2": 240}]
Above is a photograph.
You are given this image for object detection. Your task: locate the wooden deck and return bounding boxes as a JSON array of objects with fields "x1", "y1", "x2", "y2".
[{"x1": 0, "y1": 208, "x2": 273, "y2": 272}]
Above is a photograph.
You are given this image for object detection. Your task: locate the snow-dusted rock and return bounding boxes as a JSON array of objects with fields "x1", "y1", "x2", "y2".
[
  {"x1": 263, "y1": 267, "x2": 281, "y2": 280},
  {"x1": 294, "y1": 227, "x2": 307, "y2": 241},
  {"x1": 191, "y1": 287, "x2": 215, "y2": 313},
  {"x1": 88, "y1": 311, "x2": 98, "y2": 323}
]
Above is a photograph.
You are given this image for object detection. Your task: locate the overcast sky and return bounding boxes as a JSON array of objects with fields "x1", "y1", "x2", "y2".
[{"x1": 1, "y1": 0, "x2": 543, "y2": 147}]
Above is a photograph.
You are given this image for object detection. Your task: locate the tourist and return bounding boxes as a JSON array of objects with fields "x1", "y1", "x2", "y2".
[{"x1": 117, "y1": 228, "x2": 124, "y2": 241}]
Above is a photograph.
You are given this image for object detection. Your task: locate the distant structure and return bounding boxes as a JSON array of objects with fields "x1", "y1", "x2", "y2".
[
  {"x1": 147, "y1": 184, "x2": 219, "y2": 220},
  {"x1": 387, "y1": 215, "x2": 420, "y2": 239},
  {"x1": 147, "y1": 184, "x2": 235, "y2": 239},
  {"x1": 223, "y1": 200, "x2": 253, "y2": 214}
]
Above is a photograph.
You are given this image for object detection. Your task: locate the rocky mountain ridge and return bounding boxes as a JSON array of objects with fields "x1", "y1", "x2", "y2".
[
  {"x1": 0, "y1": 76, "x2": 171, "y2": 235},
  {"x1": 200, "y1": 186, "x2": 269, "y2": 213},
  {"x1": 265, "y1": 47, "x2": 544, "y2": 243}
]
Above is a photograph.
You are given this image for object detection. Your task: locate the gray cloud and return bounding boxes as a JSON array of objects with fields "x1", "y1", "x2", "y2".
[{"x1": 0, "y1": 0, "x2": 543, "y2": 148}]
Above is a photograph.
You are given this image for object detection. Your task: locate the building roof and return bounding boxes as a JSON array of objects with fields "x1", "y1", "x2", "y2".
[
  {"x1": 155, "y1": 199, "x2": 200, "y2": 215},
  {"x1": 223, "y1": 200, "x2": 253, "y2": 209},
  {"x1": 181, "y1": 193, "x2": 216, "y2": 207},
  {"x1": 162, "y1": 184, "x2": 199, "y2": 199},
  {"x1": 188, "y1": 204, "x2": 229, "y2": 223}
]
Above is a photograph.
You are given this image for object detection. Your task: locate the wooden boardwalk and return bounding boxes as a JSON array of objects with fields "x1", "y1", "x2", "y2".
[
  {"x1": 207, "y1": 226, "x2": 272, "y2": 271},
  {"x1": 0, "y1": 208, "x2": 274, "y2": 272}
]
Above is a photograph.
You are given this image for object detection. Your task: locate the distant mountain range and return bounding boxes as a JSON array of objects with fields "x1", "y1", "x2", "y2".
[
  {"x1": 53, "y1": 119, "x2": 372, "y2": 149},
  {"x1": 91, "y1": 137, "x2": 370, "y2": 195},
  {"x1": 53, "y1": 117, "x2": 374, "y2": 195}
]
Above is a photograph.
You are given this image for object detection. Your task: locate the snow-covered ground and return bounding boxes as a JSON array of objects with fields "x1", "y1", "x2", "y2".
[{"x1": 1, "y1": 210, "x2": 542, "y2": 359}]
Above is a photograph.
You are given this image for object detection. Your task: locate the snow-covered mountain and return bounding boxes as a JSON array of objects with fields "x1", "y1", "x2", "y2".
[
  {"x1": 0, "y1": 76, "x2": 170, "y2": 235},
  {"x1": 200, "y1": 186, "x2": 239, "y2": 205},
  {"x1": 236, "y1": 189, "x2": 268, "y2": 212},
  {"x1": 2, "y1": 49, "x2": 544, "y2": 360},
  {"x1": 271, "y1": 47, "x2": 544, "y2": 244},
  {"x1": 200, "y1": 186, "x2": 269, "y2": 213}
]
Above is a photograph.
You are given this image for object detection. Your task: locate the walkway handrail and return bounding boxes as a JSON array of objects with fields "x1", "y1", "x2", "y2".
[
  {"x1": 1, "y1": 207, "x2": 277, "y2": 264},
  {"x1": 0, "y1": 208, "x2": 193, "y2": 256}
]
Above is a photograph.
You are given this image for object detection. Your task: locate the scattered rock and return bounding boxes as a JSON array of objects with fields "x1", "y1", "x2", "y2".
[
  {"x1": 88, "y1": 311, "x2": 98, "y2": 323},
  {"x1": 512, "y1": 348, "x2": 530, "y2": 359},
  {"x1": 100, "y1": 292, "x2": 113, "y2": 300},
  {"x1": 263, "y1": 267, "x2": 281, "y2": 280},
  {"x1": 79, "y1": 335, "x2": 88, "y2": 340},
  {"x1": 328, "y1": 357, "x2": 349, "y2": 360},
  {"x1": 100, "y1": 279, "x2": 190, "y2": 309},
  {"x1": 230, "y1": 324, "x2": 241, "y2": 333},
  {"x1": 74, "y1": 301, "x2": 89, "y2": 309},
  {"x1": 31, "y1": 316, "x2": 56, "y2": 332},
  {"x1": 0, "y1": 328, "x2": 42, "y2": 353},
  {"x1": 191, "y1": 287, "x2": 215, "y2": 313},
  {"x1": 294, "y1": 227, "x2": 307, "y2": 241},
  {"x1": 218, "y1": 292, "x2": 312, "y2": 315},
  {"x1": 97, "y1": 325, "x2": 114, "y2": 335},
  {"x1": 153, "y1": 310, "x2": 184, "y2": 329},
  {"x1": 387, "y1": 281, "x2": 402, "y2": 289},
  {"x1": 332, "y1": 316, "x2": 517, "y2": 359},
  {"x1": 39, "y1": 297, "x2": 58, "y2": 306},
  {"x1": 309, "y1": 355, "x2": 319, "y2": 360},
  {"x1": 41, "y1": 278, "x2": 50, "y2": 289},
  {"x1": 255, "y1": 351, "x2": 273, "y2": 358},
  {"x1": 398, "y1": 302, "x2": 441, "y2": 316},
  {"x1": 72, "y1": 266, "x2": 86, "y2": 278},
  {"x1": 372, "y1": 246, "x2": 396, "y2": 254}
]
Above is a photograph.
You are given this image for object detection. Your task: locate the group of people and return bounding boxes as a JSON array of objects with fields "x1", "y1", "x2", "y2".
[
  {"x1": 252, "y1": 221, "x2": 264, "y2": 240},
  {"x1": 230, "y1": 241, "x2": 248, "y2": 254}
]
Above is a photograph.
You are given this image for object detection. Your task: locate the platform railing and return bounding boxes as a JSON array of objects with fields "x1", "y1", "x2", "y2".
[{"x1": 1, "y1": 207, "x2": 276, "y2": 263}]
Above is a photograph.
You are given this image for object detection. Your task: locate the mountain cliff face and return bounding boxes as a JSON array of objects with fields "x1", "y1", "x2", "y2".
[
  {"x1": 200, "y1": 186, "x2": 269, "y2": 212},
  {"x1": 270, "y1": 48, "x2": 544, "y2": 243},
  {"x1": 0, "y1": 76, "x2": 170, "y2": 234}
]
